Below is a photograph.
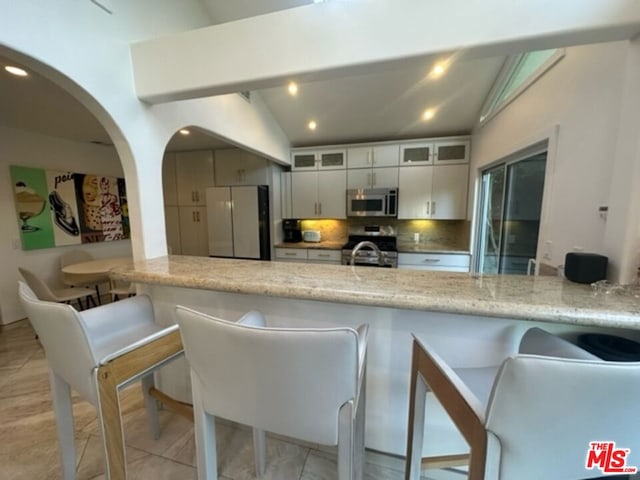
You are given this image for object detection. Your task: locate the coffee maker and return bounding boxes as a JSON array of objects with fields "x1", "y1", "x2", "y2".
[{"x1": 282, "y1": 219, "x2": 302, "y2": 243}]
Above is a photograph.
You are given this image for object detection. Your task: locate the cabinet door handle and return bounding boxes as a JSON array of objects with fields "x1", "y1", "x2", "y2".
[
  {"x1": 318, "y1": 254, "x2": 330, "y2": 258},
  {"x1": 422, "y1": 258, "x2": 441, "y2": 263},
  {"x1": 285, "y1": 252, "x2": 296, "y2": 256},
  {"x1": 197, "y1": 211, "x2": 201, "y2": 222},
  {"x1": 192, "y1": 211, "x2": 196, "y2": 222},
  {"x1": 431, "y1": 201, "x2": 436, "y2": 215}
]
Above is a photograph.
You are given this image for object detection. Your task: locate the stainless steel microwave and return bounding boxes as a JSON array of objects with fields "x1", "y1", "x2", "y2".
[{"x1": 346, "y1": 188, "x2": 398, "y2": 217}]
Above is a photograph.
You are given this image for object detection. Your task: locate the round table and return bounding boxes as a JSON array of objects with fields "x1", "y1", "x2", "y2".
[
  {"x1": 62, "y1": 257, "x2": 132, "y2": 302},
  {"x1": 61, "y1": 257, "x2": 132, "y2": 276}
]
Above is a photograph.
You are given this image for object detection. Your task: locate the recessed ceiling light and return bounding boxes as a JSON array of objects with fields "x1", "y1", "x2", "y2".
[
  {"x1": 179, "y1": 129, "x2": 190, "y2": 135},
  {"x1": 313, "y1": 0, "x2": 325, "y2": 3},
  {"x1": 431, "y1": 64, "x2": 445, "y2": 77},
  {"x1": 288, "y1": 82, "x2": 298, "y2": 96},
  {"x1": 4, "y1": 65, "x2": 28, "y2": 77},
  {"x1": 308, "y1": 120, "x2": 317, "y2": 131},
  {"x1": 422, "y1": 109, "x2": 435, "y2": 121}
]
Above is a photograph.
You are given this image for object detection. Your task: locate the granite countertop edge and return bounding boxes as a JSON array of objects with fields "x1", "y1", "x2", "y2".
[{"x1": 111, "y1": 256, "x2": 640, "y2": 329}]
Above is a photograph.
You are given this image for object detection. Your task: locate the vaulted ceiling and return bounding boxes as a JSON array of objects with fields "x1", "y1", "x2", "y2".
[{"x1": 0, "y1": 1, "x2": 506, "y2": 152}]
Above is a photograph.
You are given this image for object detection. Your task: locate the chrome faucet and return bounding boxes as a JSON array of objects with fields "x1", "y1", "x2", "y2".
[{"x1": 351, "y1": 240, "x2": 383, "y2": 266}]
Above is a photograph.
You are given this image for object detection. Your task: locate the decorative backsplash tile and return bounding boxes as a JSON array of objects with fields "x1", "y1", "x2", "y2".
[{"x1": 298, "y1": 218, "x2": 470, "y2": 250}]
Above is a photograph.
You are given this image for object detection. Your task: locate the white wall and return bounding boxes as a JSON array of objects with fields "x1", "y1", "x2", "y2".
[
  {"x1": 470, "y1": 41, "x2": 630, "y2": 275},
  {"x1": 1, "y1": 0, "x2": 290, "y2": 272},
  {"x1": 0, "y1": 126, "x2": 133, "y2": 323}
]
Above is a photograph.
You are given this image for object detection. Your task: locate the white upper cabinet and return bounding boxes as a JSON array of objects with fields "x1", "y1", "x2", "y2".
[
  {"x1": 433, "y1": 140, "x2": 470, "y2": 165},
  {"x1": 214, "y1": 148, "x2": 269, "y2": 186},
  {"x1": 398, "y1": 164, "x2": 468, "y2": 220},
  {"x1": 291, "y1": 148, "x2": 346, "y2": 171},
  {"x1": 175, "y1": 150, "x2": 214, "y2": 206},
  {"x1": 347, "y1": 144, "x2": 399, "y2": 189},
  {"x1": 292, "y1": 170, "x2": 346, "y2": 219},
  {"x1": 347, "y1": 167, "x2": 399, "y2": 189},
  {"x1": 398, "y1": 166, "x2": 433, "y2": 219},
  {"x1": 431, "y1": 164, "x2": 468, "y2": 219},
  {"x1": 400, "y1": 138, "x2": 470, "y2": 166},
  {"x1": 400, "y1": 142, "x2": 434, "y2": 165},
  {"x1": 347, "y1": 144, "x2": 399, "y2": 169}
]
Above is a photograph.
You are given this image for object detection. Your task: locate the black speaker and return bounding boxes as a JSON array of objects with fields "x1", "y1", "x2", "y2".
[{"x1": 564, "y1": 252, "x2": 608, "y2": 284}]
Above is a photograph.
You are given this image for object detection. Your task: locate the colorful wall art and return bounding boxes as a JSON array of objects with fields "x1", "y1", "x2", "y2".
[{"x1": 10, "y1": 166, "x2": 130, "y2": 250}]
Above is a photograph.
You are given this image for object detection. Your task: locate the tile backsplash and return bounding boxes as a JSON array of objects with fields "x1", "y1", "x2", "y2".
[{"x1": 298, "y1": 218, "x2": 470, "y2": 250}]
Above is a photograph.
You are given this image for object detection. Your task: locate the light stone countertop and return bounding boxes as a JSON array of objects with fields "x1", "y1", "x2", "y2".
[
  {"x1": 275, "y1": 241, "x2": 345, "y2": 250},
  {"x1": 111, "y1": 255, "x2": 640, "y2": 329}
]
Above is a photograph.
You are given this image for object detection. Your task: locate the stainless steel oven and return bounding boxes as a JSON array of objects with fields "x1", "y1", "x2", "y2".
[
  {"x1": 346, "y1": 188, "x2": 398, "y2": 217},
  {"x1": 341, "y1": 225, "x2": 398, "y2": 268}
]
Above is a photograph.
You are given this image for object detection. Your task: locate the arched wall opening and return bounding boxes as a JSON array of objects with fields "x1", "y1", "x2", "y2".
[
  {"x1": 161, "y1": 126, "x2": 287, "y2": 260},
  {"x1": 0, "y1": 45, "x2": 141, "y2": 324}
]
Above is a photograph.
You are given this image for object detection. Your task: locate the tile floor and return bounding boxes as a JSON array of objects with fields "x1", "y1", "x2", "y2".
[{"x1": 0, "y1": 319, "x2": 462, "y2": 480}]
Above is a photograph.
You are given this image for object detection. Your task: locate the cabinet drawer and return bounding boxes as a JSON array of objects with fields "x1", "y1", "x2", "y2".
[
  {"x1": 275, "y1": 248, "x2": 308, "y2": 260},
  {"x1": 308, "y1": 249, "x2": 341, "y2": 262},
  {"x1": 398, "y1": 253, "x2": 470, "y2": 268}
]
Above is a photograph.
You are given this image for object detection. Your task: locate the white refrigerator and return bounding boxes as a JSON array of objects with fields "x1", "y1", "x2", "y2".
[{"x1": 205, "y1": 185, "x2": 270, "y2": 260}]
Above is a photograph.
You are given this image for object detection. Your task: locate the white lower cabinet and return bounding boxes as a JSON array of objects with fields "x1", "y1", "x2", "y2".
[
  {"x1": 398, "y1": 252, "x2": 470, "y2": 272},
  {"x1": 275, "y1": 248, "x2": 308, "y2": 262},
  {"x1": 275, "y1": 248, "x2": 341, "y2": 264},
  {"x1": 178, "y1": 206, "x2": 209, "y2": 256},
  {"x1": 307, "y1": 249, "x2": 341, "y2": 265}
]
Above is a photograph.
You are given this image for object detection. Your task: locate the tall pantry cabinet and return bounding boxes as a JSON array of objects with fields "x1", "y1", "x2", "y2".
[{"x1": 163, "y1": 151, "x2": 214, "y2": 256}]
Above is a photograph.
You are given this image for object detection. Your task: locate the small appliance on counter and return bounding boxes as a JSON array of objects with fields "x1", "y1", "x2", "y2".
[
  {"x1": 282, "y1": 218, "x2": 303, "y2": 243},
  {"x1": 564, "y1": 252, "x2": 608, "y2": 284},
  {"x1": 302, "y1": 230, "x2": 321, "y2": 243}
]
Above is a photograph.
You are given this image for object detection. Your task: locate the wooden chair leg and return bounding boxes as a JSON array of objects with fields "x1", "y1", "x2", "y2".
[
  {"x1": 96, "y1": 364, "x2": 127, "y2": 480},
  {"x1": 95, "y1": 285, "x2": 102, "y2": 305}
]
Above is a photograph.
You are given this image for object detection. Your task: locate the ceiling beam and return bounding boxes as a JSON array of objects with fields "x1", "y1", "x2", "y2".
[{"x1": 131, "y1": 0, "x2": 640, "y2": 104}]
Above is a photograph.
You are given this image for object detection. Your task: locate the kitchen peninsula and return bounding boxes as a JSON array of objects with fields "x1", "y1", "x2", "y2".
[{"x1": 112, "y1": 255, "x2": 640, "y2": 457}]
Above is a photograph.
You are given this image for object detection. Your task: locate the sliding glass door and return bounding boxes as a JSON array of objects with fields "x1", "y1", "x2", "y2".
[
  {"x1": 477, "y1": 165, "x2": 505, "y2": 274},
  {"x1": 477, "y1": 150, "x2": 547, "y2": 275}
]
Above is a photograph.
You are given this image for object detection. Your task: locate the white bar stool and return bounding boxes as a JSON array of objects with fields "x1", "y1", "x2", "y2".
[{"x1": 18, "y1": 281, "x2": 184, "y2": 480}]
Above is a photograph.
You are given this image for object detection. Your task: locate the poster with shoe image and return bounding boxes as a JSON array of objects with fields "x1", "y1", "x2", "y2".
[
  {"x1": 10, "y1": 165, "x2": 129, "y2": 250},
  {"x1": 45, "y1": 170, "x2": 82, "y2": 246}
]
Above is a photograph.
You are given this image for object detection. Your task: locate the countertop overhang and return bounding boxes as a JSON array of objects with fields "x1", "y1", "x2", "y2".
[{"x1": 111, "y1": 255, "x2": 640, "y2": 329}]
